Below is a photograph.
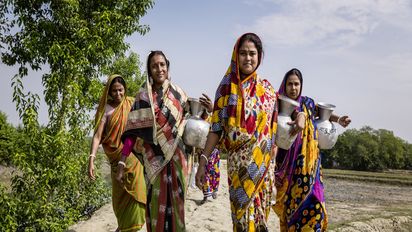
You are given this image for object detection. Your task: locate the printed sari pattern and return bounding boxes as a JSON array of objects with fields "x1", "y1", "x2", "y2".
[
  {"x1": 211, "y1": 37, "x2": 277, "y2": 231},
  {"x1": 274, "y1": 96, "x2": 328, "y2": 232}
]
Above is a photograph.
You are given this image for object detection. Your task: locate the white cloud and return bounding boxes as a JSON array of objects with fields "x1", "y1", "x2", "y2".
[{"x1": 244, "y1": 0, "x2": 412, "y2": 48}]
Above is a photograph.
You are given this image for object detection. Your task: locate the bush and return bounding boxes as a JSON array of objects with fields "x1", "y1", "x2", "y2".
[
  {"x1": 322, "y1": 126, "x2": 412, "y2": 171},
  {"x1": 0, "y1": 123, "x2": 110, "y2": 231}
]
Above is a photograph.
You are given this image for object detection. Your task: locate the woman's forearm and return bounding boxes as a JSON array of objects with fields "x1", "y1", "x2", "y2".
[{"x1": 202, "y1": 132, "x2": 220, "y2": 157}]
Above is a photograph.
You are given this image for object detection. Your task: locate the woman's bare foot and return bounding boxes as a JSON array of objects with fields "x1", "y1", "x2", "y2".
[
  {"x1": 212, "y1": 192, "x2": 218, "y2": 199},
  {"x1": 200, "y1": 197, "x2": 208, "y2": 204}
]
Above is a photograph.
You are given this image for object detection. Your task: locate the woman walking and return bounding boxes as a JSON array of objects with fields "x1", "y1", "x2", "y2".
[{"x1": 88, "y1": 74, "x2": 146, "y2": 232}]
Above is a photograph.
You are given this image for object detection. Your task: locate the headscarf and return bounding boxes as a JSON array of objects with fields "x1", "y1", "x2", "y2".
[
  {"x1": 277, "y1": 68, "x2": 303, "y2": 103},
  {"x1": 211, "y1": 33, "x2": 262, "y2": 130},
  {"x1": 94, "y1": 74, "x2": 128, "y2": 133}
]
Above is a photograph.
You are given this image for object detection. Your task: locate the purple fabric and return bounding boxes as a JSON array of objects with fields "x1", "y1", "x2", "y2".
[{"x1": 122, "y1": 136, "x2": 135, "y2": 157}]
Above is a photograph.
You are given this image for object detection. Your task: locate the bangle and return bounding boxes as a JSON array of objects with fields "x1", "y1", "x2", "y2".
[
  {"x1": 337, "y1": 116, "x2": 342, "y2": 123},
  {"x1": 200, "y1": 154, "x2": 208, "y2": 163},
  {"x1": 118, "y1": 161, "x2": 126, "y2": 167},
  {"x1": 89, "y1": 154, "x2": 96, "y2": 158}
]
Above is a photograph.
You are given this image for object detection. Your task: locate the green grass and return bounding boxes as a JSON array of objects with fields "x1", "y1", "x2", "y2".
[{"x1": 323, "y1": 168, "x2": 412, "y2": 186}]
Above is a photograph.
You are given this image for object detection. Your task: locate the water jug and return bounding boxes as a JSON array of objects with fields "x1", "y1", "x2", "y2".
[
  {"x1": 316, "y1": 102, "x2": 338, "y2": 149},
  {"x1": 275, "y1": 95, "x2": 300, "y2": 150},
  {"x1": 183, "y1": 98, "x2": 210, "y2": 149}
]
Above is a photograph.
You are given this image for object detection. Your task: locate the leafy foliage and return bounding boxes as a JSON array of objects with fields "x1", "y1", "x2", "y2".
[
  {"x1": 102, "y1": 52, "x2": 146, "y2": 98},
  {"x1": 0, "y1": 0, "x2": 153, "y2": 230},
  {"x1": 0, "y1": 112, "x2": 18, "y2": 165},
  {"x1": 322, "y1": 126, "x2": 412, "y2": 171}
]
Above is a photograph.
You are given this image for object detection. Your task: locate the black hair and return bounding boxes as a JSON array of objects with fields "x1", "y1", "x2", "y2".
[
  {"x1": 146, "y1": 50, "x2": 170, "y2": 78},
  {"x1": 237, "y1": 33, "x2": 264, "y2": 66}
]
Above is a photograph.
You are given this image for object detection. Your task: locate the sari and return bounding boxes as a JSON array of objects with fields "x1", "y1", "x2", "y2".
[
  {"x1": 122, "y1": 78, "x2": 189, "y2": 232},
  {"x1": 202, "y1": 148, "x2": 221, "y2": 199},
  {"x1": 94, "y1": 75, "x2": 146, "y2": 231},
  {"x1": 211, "y1": 35, "x2": 277, "y2": 231},
  {"x1": 274, "y1": 78, "x2": 328, "y2": 231}
]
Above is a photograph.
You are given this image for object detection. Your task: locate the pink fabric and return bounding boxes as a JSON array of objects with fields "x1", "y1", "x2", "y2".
[{"x1": 122, "y1": 136, "x2": 135, "y2": 157}]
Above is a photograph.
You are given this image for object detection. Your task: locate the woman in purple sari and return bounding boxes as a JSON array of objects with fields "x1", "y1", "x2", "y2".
[{"x1": 273, "y1": 68, "x2": 351, "y2": 232}]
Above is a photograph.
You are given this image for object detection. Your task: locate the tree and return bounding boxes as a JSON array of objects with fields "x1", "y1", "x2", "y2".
[
  {"x1": 0, "y1": 0, "x2": 153, "y2": 230},
  {"x1": 102, "y1": 52, "x2": 146, "y2": 97},
  {"x1": 322, "y1": 126, "x2": 412, "y2": 171},
  {"x1": 0, "y1": 111, "x2": 18, "y2": 165}
]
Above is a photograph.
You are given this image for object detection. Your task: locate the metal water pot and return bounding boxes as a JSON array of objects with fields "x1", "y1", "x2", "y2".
[
  {"x1": 316, "y1": 102, "x2": 338, "y2": 149},
  {"x1": 183, "y1": 98, "x2": 210, "y2": 149},
  {"x1": 275, "y1": 95, "x2": 300, "y2": 150}
]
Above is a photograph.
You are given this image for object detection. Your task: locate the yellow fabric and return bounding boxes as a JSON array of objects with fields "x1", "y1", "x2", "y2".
[
  {"x1": 210, "y1": 35, "x2": 277, "y2": 231},
  {"x1": 94, "y1": 75, "x2": 146, "y2": 231}
]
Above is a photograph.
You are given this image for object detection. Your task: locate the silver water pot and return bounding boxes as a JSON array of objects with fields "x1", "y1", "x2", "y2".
[
  {"x1": 183, "y1": 98, "x2": 210, "y2": 149},
  {"x1": 275, "y1": 95, "x2": 300, "y2": 150},
  {"x1": 316, "y1": 102, "x2": 338, "y2": 149}
]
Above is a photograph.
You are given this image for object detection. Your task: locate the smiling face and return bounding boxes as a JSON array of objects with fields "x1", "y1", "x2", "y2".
[
  {"x1": 109, "y1": 81, "x2": 125, "y2": 104},
  {"x1": 285, "y1": 74, "x2": 301, "y2": 100},
  {"x1": 149, "y1": 54, "x2": 169, "y2": 89},
  {"x1": 238, "y1": 40, "x2": 259, "y2": 79}
]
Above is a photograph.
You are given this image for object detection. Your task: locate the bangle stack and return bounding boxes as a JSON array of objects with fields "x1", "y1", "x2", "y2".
[
  {"x1": 200, "y1": 154, "x2": 208, "y2": 163},
  {"x1": 118, "y1": 161, "x2": 126, "y2": 167}
]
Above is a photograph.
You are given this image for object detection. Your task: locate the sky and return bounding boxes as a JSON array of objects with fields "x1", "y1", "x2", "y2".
[{"x1": 1, "y1": 0, "x2": 412, "y2": 142}]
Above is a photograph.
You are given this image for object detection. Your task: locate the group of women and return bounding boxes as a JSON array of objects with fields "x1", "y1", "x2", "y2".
[{"x1": 87, "y1": 32, "x2": 351, "y2": 232}]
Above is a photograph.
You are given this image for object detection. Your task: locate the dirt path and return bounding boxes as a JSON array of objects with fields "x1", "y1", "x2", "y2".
[
  {"x1": 68, "y1": 160, "x2": 278, "y2": 231},
  {"x1": 69, "y1": 161, "x2": 412, "y2": 232}
]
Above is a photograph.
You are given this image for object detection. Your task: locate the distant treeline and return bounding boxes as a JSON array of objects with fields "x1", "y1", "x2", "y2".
[{"x1": 322, "y1": 126, "x2": 412, "y2": 171}]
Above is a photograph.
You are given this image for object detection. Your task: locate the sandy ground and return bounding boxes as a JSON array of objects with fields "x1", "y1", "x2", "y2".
[
  {"x1": 68, "y1": 160, "x2": 412, "y2": 232},
  {"x1": 68, "y1": 160, "x2": 278, "y2": 232}
]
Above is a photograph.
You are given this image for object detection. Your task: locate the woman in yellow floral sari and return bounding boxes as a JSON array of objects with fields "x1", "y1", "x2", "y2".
[
  {"x1": 195, "y1": 33, "x2": 305, "y2": 232},
  {"x1": 88, "y1": 75, "x2": 146, "y2": 232}
]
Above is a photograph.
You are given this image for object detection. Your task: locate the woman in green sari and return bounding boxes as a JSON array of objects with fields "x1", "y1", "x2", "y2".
[{"x1": 88, "y1": 74, "x2": 146, "y2": 232}]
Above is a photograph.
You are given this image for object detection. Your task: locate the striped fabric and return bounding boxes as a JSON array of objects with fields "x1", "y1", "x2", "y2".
[
  {"x1": 123, "y1": 78, "x2": 189, "y2": 232},
  {"x1": 95, "y1": 75, "x2": 146, "y2": 231}
]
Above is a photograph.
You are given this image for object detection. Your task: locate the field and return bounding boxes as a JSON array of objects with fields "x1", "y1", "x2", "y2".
[{"x1": 323, "y1": 168, "x2": 412, "y2": 231}]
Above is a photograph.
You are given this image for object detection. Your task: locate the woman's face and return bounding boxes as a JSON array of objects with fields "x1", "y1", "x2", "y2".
[
  {"x1": 285, "y1": 74, "x2": 301, "y2": 100},
  {"x1": 110, "y1": 81, "x2": 125, "y2": 104},
  {"x1": 150, "y1": 54, "x2": 168, "y2": 88},
  {"x1": 238, "y1": 41, "x2": 259, "y2": 78}
]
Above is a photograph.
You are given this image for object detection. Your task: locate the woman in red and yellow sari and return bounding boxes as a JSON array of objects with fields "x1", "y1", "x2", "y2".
[
  {"x1": 88, "y1": 74, "x2": 146, "y2": 232},
  {"x1": 196, "y1": 33, "x2": 287, "y2": 232},
  {"x1": 117, "y1": 51, "x2": 207, "y2": 232}
]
